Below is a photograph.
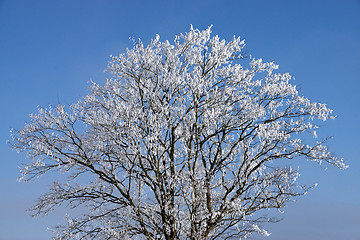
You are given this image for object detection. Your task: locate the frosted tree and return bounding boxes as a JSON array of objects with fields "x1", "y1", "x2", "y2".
[{"x1": 10, "y1": 26, "x2": 346, "y2": 240}]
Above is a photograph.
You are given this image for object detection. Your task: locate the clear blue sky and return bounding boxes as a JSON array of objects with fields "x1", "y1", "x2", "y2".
[{"x1": 1, "y1": 0, "x2": 359, "y2": 239}]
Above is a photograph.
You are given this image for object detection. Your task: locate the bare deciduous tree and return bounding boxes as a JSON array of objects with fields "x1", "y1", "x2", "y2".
[{"x1": 10, "y1": 26, "x2": 346, "y2": 240}]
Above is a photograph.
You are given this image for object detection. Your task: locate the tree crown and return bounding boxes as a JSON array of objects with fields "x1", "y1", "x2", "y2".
[{"x1": 10, "y1": 26, "x2": 345, "y2": 240}]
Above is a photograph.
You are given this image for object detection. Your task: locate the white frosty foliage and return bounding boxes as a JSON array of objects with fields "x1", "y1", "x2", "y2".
[{"x1": 10, "y1": 26, "x2": 345, "y2": 240}]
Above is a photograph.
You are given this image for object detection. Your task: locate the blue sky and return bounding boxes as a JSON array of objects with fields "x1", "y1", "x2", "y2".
[{"x1": 0, "y1": 0, "x2": 359, "y2": 239}]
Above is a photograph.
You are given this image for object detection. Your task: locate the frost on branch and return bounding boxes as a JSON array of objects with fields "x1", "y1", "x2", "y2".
[{"x1": 10, "y1": 26, "x2": 346, "y2": 240}]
